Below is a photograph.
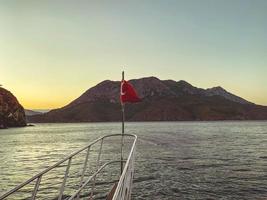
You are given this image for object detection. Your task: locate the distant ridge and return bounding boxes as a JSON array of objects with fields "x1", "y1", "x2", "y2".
[
  {"x1": 25, "y1": 109, "x2": 42, "y2": 116},
  {"x1": 28, "y1": 77, "x2": 267, "y2": 122}
]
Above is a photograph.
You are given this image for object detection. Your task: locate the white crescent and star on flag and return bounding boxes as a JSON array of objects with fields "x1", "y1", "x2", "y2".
[{"x1": 121, "y1": 82, "x2": 126, "y2": 96}]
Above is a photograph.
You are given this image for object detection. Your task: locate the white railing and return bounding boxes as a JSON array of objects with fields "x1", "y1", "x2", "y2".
[
  {"x1": 0, "y1": 134, "x2": 137, "y2": 200},
  {"x1": 112, "y1": 135, "x2": 136, "y2": 200}
]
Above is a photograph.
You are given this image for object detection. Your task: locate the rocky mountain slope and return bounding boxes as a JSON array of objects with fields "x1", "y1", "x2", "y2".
[
  {"x1": 0, "y1": 87, "x2": 27, "y2": 128},
  {"x1": 28, "y1": 77, "x2": 267, "y2": 122}
]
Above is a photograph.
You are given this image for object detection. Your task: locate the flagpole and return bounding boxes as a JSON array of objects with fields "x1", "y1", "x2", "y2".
[{"x1": 120, "y1": 71, "x2": 125, "y2": 175}]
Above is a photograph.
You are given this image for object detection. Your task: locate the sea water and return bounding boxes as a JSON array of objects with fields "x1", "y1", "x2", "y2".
[{"x1": 0, "y1": 121, "x2": 267, "y2": 199}]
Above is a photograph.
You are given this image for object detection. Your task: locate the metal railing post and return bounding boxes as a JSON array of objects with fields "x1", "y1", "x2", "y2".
[
  {"x1": 31, "y1": 175, "x2": 42, "y2": 200},
  {"x1": 77, "y1": 146, "x2": 90, "y2": 199},
  {"x1": 58, "y1": 157, "x2": 72, "y2": 200},
  {"x1": 112, "y1": 135, "x2": 137, "y2": 200},
  {"x1": 90, "y1": 138, "x2": 103, "y2": 199},
  {"x1": 127, "y1": 148, "x2": 135, "y2": 200}
]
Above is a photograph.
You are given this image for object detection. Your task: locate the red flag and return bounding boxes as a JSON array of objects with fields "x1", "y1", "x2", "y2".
[{"x1": 120, "y1": 80, "x2": 141, "y2": 103}]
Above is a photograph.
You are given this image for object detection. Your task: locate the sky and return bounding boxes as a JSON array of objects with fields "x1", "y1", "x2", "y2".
[{"x1": 0, "y1": 0, "x2": 267, "y2": 109}]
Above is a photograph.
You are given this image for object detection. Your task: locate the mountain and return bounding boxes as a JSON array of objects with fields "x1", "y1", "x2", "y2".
[
  {"x1": 28, "y1": 77, "x2": 267, "y2": 122},
  {"x1": 204, "y1": 86, "x2": 252, "y2": 104},
  {"x1": 33, "y1": 109, "x2": 50, "y2": 113},
  {"x1": 0, "y1": 87, "x2": 27, "y2": 128},
  {"x1": 25, "y1": 109, "x2": 42, "y2": 116}
]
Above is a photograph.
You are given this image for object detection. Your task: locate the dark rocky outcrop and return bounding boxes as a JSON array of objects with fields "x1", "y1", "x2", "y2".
[
  {"x1": 0, "y1": 87, "x2": 27, "y2": 128},
  {"x1": 28, "y1": 77, "x2": 267, "y2": 122}
]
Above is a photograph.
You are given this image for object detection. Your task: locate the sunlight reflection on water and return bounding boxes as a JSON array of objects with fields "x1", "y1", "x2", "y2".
[{"x1": 0, "y1": 121, "x2": 267, "y2": 199}]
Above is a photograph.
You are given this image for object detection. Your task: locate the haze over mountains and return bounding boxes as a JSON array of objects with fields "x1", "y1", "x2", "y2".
[
  {"x1": 25, "y1": 109, "x2": 42, "y2": 116},
  {"x1": 28, "y1": 77, "x2": 267, "y2": 123}
]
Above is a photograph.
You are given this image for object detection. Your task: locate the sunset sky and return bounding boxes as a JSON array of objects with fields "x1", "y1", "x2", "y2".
[{"x1": 1, "y1": 0, "x2": 267, "y2": 109}]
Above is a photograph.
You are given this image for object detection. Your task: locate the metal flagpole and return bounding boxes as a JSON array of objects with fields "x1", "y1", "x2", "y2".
[{"x1": 120, "y1": 71, "x2": 125, "y2": 174}]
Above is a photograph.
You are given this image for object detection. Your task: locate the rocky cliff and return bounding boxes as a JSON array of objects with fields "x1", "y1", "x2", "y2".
[
  {"x1": 28, "y1": 77, "x2": 267, "y2": 122},
  {"x1": 0, "y1": 87, "x2": 27, "y2": 128}
]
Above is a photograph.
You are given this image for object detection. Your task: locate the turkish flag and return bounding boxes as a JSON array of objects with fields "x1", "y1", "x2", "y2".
[{"x1": 120, "y1": 80, "x2": 141, "y2": 103}]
